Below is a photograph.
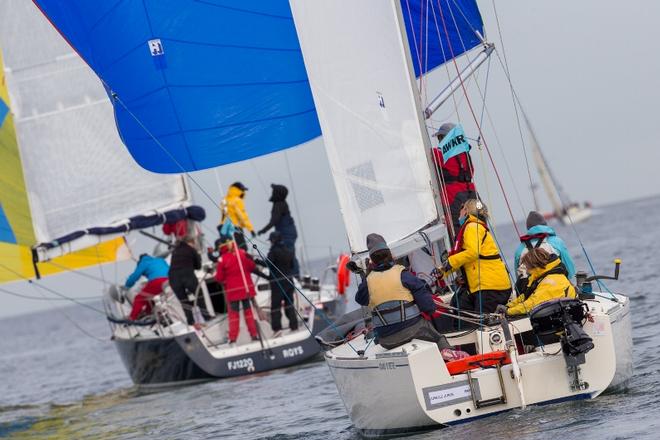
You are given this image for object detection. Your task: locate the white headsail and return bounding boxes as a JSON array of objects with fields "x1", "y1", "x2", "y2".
[{"x1": 289, "y1": 0, "x2": 441, "y2": 254}]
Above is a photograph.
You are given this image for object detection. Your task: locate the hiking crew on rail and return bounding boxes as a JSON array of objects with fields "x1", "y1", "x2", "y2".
[{"x1": 355, "y1": 233, "x2": 450, "y2": 350}]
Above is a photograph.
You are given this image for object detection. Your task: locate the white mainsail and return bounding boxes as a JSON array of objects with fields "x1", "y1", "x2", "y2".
[
  {"x1": 0, "y1": 1, "x2": 189, "y2": 255},
  {"x1": 289, "y1": 0, "x2": 440, "y2": 254},
  {"x1": 524, "y1": 113, "x2": 565, "y2": 217}
]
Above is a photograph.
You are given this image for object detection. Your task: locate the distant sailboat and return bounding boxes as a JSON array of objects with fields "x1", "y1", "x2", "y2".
[{"x1": 524, "y1": 111, "x2": 592, "y2": 225}]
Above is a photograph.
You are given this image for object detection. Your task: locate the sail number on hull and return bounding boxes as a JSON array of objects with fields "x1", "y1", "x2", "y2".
[{"x1": 227, "y1": 357, "x2": 255, "y2": 372}]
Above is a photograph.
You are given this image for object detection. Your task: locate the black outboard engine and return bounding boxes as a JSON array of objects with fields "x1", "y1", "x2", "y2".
[{"x1": 530, "y1": 299, "x2": 594, "y2": 364}]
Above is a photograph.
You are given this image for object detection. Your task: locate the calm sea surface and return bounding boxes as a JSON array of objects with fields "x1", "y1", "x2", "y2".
[{"x1": 1, "y1": 196, "x2": 659, "y2": 439}]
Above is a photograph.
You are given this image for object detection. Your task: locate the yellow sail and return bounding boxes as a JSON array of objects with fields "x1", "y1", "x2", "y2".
[{"x1": 0, "y1": 49, "x2": 126, "y2": 284}]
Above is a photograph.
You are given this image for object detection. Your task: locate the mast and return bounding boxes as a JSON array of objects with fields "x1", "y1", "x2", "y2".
[{"x1": 523, "y1": 111, "x2": 565, "y2": 216}]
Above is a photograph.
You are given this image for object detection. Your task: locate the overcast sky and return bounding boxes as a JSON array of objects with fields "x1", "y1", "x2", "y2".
[{"x1": 2, "y1": 0, "x2": 659, "y2": 318}]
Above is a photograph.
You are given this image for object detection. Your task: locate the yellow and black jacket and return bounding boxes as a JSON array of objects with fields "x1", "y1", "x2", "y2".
[
  {"x1": 447, "y1": 215, "x2": 511, "y2": 293},
  {"x1": 507, "y1": 258, "x2": 576, "y2": 316}
]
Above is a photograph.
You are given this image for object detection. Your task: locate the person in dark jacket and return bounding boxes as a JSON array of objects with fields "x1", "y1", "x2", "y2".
[
  {"x1": 266, "y1": 231, "x2": 298, "y2": 335},
  {"x1": 168, "y1": 236, "x2": 201, "y2": 326},
  {"x1": 354, "y1": 233, "x2": 450, "y2": 350},
  {"x1": 257, "y1": 184, "x2": 299, "y2": 276},
  {"x1": 431, "y1": 122, "x2": 478, "y2": 236}
]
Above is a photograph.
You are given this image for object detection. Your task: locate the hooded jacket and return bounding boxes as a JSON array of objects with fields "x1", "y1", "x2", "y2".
[
  {"x1": 506, "y1": 258, "x2": 576, "y2": 316},
  {"x1": 215, "y1": 245, "x2": 257, "y2": 302},
  {"x1": 258, "y1": 184, "x2": 297, "y2": 239},
  {"x1": 447, "y1": 215, "x2": 512, "y2": 293},
  {"x1": 514, "y1": 224, "x2": 575, "y2": 279},
  {"x1": 125, "y1": 256, "x2": 169, "y2": 288},
  {"x1": 221, "y1": 185, "x2": 254, "y2": 232}
]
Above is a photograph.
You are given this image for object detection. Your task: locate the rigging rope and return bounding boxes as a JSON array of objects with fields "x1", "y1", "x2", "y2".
[
  {"x1": 105, "y1": 84, "x2": 363, "y2": 351},
  {"x1": 435, "y1": 0, "x2": 520, "y2": 237}
]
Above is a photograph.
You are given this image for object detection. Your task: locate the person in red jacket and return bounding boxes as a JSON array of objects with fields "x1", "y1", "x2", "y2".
[
  {"x1": 431, "y1": 122, "x2": 478, "y2": 237},
  {"x1": 214, "y1": 238, "x2": 259, "y2": 343}
]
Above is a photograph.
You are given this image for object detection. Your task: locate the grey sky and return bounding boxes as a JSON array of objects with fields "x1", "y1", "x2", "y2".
[{"x1": 2, "y1": 0, "x2": 659, "y2": 318}]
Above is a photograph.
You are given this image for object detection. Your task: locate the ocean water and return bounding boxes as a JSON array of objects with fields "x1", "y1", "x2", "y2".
[{"x1": 1, "y1": 196, "x2": 659, "y2": 439}]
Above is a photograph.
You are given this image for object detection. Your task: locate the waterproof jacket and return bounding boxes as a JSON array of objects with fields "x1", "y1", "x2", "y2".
[
  {"x1": 506, "y1": 258, "x2": 576, "y2": 316},
  {"x1": 432, "y1": 149, "x2": 475, "y2": 185},
  {"x1": 215, "y1": 246, "x2": 257, "y2": 302},
  {"x1": 169, "y1": 241, "x2": 201, "y2": 275},
  {"x1": 356, "y1": 263, "x2": 436, "y2": 337},
  {"x1": 258, "y1": 184, "x2": 297, "y2": 240},
  {"x1": 266, "y1": 240, "x2": 295, "y2": 294},
  {"x1": 221, "y1": 185, "x2": 254, "y2": 232},
  {"x1": 125, "y1": 256, "x2": 169, "y2": 288},
  {"x1": 447, "y1": 215, "x2": 512, "y2": 293},
  {"x1": 514, "y1": 224, "x2": 576, "y2": 280}
]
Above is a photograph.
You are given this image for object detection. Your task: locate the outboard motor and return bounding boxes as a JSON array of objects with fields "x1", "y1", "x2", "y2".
[
  {"x1": 530, "y1": 299, "x2": 594, "y2": 362},
  {"x1": 530, "y1": 298, "x2": 594, "y2": 390}
]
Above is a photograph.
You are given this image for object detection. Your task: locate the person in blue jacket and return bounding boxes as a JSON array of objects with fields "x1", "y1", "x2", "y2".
[
  {"x1": 124, "y1": 254, "x2": 170, "y2": 320},
  {"x1": 514, "y1": 211, "x2": 576, "y2": 295}
]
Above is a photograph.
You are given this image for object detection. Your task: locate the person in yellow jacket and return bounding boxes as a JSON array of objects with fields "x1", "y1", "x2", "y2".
[
  {"x1": 218, "y1": 182, "x2": 255, "y2": 250},
  {"x1": 438, "y1": 199, "x2": 512, "y2": 314},
  {"x1": 507, "y1": 247, "x2": 576, "y2": 316}
]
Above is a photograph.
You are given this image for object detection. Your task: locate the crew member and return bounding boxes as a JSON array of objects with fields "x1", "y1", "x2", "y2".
[
  {"x1": 439, "y1": 199, "x2": 512, "y2": 314},
  {"x1": 219, "y1": 181, "x2": 255, "y2": 250},
  {"x1": 507, "y1": 248, "x2": 576, "y2": 315},
  {"x1": 432, "y1": 122, "x2": 478, "y2": 236},
  {"x1": 258, "y1": 184, "x2": 300, "y2": 276},
  {"x1": 514, "y1": 211, "x2": 575, "y2": 295},
  {"x1": 355, "y1": 233, "x2": 450, "y2": 350},
  {"x1": 215, "y1": 238, "x2": 259, "y2": 343},
  {"x1": 265, "y1": 231, "x2": 298, "y2": 336},
  {"x1": 124, "y1": 254, "x2": 169, "y2": 321},
  {"x1": 168, "y1": 236, "x2": 201, "y2": 326}
]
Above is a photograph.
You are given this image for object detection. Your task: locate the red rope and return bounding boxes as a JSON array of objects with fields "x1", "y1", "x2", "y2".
[{"x1": 435, "y1": 0, "x2": 520, "y2": 236}]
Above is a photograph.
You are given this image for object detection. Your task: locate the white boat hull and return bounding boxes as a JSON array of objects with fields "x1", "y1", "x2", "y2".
[
  {"x1": 561, "y1": 206, "x2": 592, "y2": 225},
  {"x1": 325, "y1": 294, "x2": 632, "y2": 436}
]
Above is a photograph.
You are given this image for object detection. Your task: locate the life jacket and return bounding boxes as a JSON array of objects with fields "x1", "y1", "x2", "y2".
[
  {"x1": 521, "y1": 256, "x2": 568, "y2": 299},
  {"x1": 516, "y1": 233, "x2": 567, "y2": 296},
  {"x1": 366, "y1": 265, "x2": 420, "y2": 327},
  {"x1": 451, "y1": 217, "x2": 501, "y2": 261},
  {"x1": 434, "y1": 150, "x2": 474, "y2": 183},
  {"x1": 520, "y1": 232, "x2": 550, "y2": 250}
]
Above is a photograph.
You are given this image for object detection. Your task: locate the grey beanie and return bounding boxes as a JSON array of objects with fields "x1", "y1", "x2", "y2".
[
  {"x1": 526, "y1": 211, "x2": 547, "y2": 229},
  {"x1": 366, "y1": 233, "x2": 389, "y2": 257},
  {"x1": 434, "y1": 122, "x2": 456, "y2": 138}
]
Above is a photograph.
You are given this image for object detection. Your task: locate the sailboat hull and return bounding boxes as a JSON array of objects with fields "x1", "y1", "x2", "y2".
[
  {"x1": 325, "y1": 294, "x2": 632, "y2": 436},
  {"x1": 114, "y1": 335, "x2": 214, "y2": 387},
  {"x1": 561, "y1": 207, "x2": 593, "y2": 225}
]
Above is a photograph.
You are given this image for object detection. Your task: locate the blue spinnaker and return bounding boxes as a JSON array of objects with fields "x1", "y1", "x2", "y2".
[
  {"x1": 401, "y1": 0, "x2": 484, "y2": 77},
  {"x1": 33, "y1": 0, "x2": 483, "y2": 173}
]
